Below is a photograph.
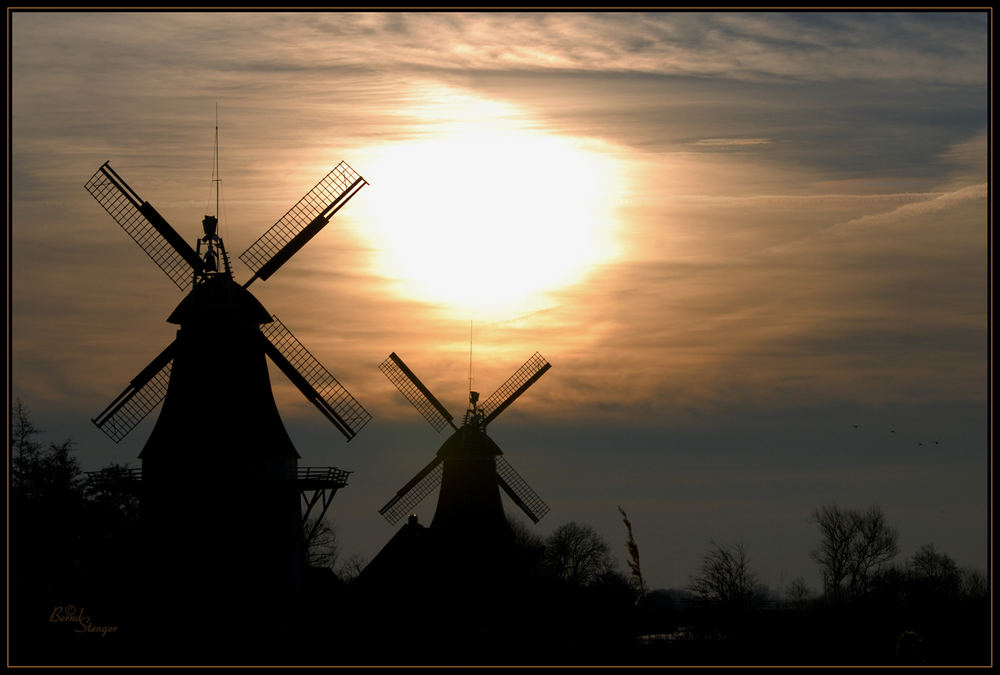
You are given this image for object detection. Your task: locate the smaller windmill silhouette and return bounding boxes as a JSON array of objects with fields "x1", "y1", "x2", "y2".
[
  {"x1": 355, "y1": 351, "x2": 553, "y2": 656},
  {"x1": 377, "y1": 351, "x2": 552, "y2": 537}
]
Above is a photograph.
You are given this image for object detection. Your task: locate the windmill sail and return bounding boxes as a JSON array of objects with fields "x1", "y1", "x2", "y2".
[
  {"x1": 378, "y1": 352, "x2": 456, "y2": 433},
  {"x1": 378, "y1": 456, "x2": 444, "y2": 525},
  {"x1": 92, "y1": 341, "x2": 175, "y2": 442},
  {"x1": 85, "y1": 162, "x2": 203, "y2": 289},
  {"x1": 496, "y1": 456, "x2": 550, "y2": 523},
  {"x1": 480, "y1": 352, "x2": 551, "y2": 426},
  {"x1": 260, "y1": 315, "x2": 371, "y2": 440},
  {"x1": 240, "y1": 161, "x2": 367, "y2": 285}
]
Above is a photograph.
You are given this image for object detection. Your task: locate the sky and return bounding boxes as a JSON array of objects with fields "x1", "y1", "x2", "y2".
[{"x1": 9, "y1": 10, "x2": 990, "y2": 594}]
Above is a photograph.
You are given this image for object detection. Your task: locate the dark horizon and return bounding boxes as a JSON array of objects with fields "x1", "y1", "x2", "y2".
[{"x1": 10, "y1": 398, "x2": 990, "y2": 666}]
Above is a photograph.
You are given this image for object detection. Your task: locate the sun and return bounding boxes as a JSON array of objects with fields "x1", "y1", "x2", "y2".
[{"x1": 353, "y1": 87, "x2": 625, "y2": 320}]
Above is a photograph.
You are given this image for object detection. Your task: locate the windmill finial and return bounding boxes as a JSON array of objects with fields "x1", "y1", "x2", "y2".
[
  {"x1": 202, "y1": 215, "x2": 218, "y2": 240},
  {"x1": 213, "y1": 102, "x2": 221, "y2": 221}
]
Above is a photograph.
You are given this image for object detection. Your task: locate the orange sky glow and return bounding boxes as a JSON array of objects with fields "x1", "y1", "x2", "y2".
[{"x1": 10, "y1": 11, "x2": 989, "y2": 592}]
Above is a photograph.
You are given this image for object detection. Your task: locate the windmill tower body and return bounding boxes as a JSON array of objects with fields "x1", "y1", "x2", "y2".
[
  {"x1": 85, "y1": 160, "x2": 371, "y2": 611},
  {"x1": 139, "y1": 276, "x2": 303, "y2": 598},
  {"x1": 431, "y1": 426, "x2": 509, "y2": 542}
]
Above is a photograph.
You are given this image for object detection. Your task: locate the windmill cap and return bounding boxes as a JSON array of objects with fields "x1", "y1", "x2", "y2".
[
  {"x1": 437, "y1": 424, "x2": 501, "y2": 460},
  {"x1": 167, "y1": 275, "x2": 272, "y2": 326}
]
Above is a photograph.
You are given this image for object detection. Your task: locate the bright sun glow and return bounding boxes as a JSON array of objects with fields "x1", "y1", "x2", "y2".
[{"x1": 355, "y1": 88, "x2": 624, "y2": 320}]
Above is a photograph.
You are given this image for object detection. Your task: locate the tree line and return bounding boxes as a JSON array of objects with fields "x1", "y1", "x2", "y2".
[{"x1": 689, "y1": 504, "x2": 986, "y2": 611}]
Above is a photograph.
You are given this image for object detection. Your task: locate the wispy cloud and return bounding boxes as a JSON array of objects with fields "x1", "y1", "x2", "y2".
[
  {"x1": 13, "y1": 12, "x2": 987, "y2": 84},
  {"x1": 692, "y1": 138, "x2": 771, "y2": 147}
]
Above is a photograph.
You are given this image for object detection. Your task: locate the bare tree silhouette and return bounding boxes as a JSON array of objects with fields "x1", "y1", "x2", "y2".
[
  {"x1": 11, "y1": 399, "x2": 82, "y2": 503},
  {"x1": 689, "y1": 540, "x2": 761, "y2": 611},
  {"x1": 336, "y1": 553, "x2": 368, "y2": 583},
  {"x1": 909, "y1": 543, "x2": 960, "y2": 599},
  {"x1": 543, "y1": 521, "x2": 615, "y2": 587},
  {"x1": 811, "y1": 504, "x2": 898, "y2": 603},
  {"x1": 303, "y1": 517, "x2": 339, "y2": 570}
]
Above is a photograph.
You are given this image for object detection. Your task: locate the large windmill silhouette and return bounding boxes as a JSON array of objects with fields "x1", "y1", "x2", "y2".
[
  {"x1": 377, "y1": 350, "x2": 551, "y2": 539},
  {"x1": 84, "y1": 159, "x2": 371, "y2": 603}
]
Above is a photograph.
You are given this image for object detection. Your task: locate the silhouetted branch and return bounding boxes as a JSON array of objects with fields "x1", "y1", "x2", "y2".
[{"x1": 303, "y1": 517, "x2": 339, "y2": 570}]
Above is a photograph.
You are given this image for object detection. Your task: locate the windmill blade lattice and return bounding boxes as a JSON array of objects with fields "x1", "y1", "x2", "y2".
[
  {"x1": 92, "y1": 342, "x2": 175, "y2": 443},
  {"x1": 378, "y1": 457, "x2": 444, "y2": 525},
  {"x1": 480, "y1": 352, "x2": 551, "y2": 425},
  {"x1": 378, "y1": 352, "x2": 456, "y2": 433},
  {"x1": 496, "y1": 456, "x2": 550, "y2": 523},
  {"x1": 261, "y1": 315, "x2": 372, "y2": 440},
  {"x1": 239, "y1": 161, "x2": 367, "y2": 284},
  {"x1": 85, "y1": 162, "x2": 203, "y2": 290}
]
